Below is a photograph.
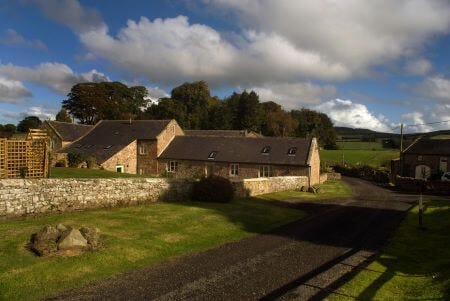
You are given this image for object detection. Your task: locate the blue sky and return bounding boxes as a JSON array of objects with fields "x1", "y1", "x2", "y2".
[{"x1": 1, "y1": 0, "x2": 450, "y2": 133}]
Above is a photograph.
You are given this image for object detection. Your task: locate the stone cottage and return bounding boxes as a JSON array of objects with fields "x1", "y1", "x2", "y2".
[
  {"x1": 60, "y1": 119, "x2": 183, "y2": 174},
  {"x1": 42, "y1": 121, "x2": 93, "y2": 152},
  {"x1": 158, "y1": 136, "x2": 321, "y2": 185},
  {"x1": 399, "y1": 138, "x2": 450, "y2": 179}
]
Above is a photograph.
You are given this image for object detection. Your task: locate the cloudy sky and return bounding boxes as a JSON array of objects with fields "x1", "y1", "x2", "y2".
[{"x1": 1, "y1": 0, "x2": 450, "y2": 133}]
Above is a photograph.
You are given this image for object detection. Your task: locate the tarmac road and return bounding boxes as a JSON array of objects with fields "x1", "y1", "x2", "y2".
[{"x1": 48, "y1": 177, "x2": 414, "y2": 301}]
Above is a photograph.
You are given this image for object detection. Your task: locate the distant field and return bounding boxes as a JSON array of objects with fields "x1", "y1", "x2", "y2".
[
  {"x1": 336, "y1": 140, "x2": 389, "y2": 150},
  {"x1": 320, "y1": 149, "x2": 399, "y2": 167}
]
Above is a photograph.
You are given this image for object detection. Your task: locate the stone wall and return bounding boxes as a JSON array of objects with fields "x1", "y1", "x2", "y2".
[
  {"x1": 232, "y1": 176, "x2": 309, "y2": 197},
  {"x1": 0, "y1": 178, "x2": 193, "y2": 217},
  {"x1": 319, "y1": 173, "x2": 328, "y2": 184}
]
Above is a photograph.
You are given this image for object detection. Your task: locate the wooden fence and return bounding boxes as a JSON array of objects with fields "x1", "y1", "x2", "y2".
[{"x1": 0, "y1": 138, "x2": 49, "y2": 179}]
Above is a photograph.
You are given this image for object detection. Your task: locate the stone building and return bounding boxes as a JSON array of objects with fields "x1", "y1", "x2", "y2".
[
  {"x1": 42, "y1": 121, "x2": 93, "y2": 152},
  {"x1": 60, "y1": 119, "x2": 183, "y2": 174},
  {"x1": 398, "y1": 138, "x2": 450, "y2": 179},
  {"x1": 158, "y1": 136, "x2": 321, "y2": 185}
]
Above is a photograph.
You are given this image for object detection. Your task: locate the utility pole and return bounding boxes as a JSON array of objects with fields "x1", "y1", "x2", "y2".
[{"x1": 400, "y1": 123, "x2": 404, "y2": 176}]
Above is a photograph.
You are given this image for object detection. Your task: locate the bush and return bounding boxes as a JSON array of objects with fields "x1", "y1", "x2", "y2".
[
  {"x1": 333, "y1": 164, "x2": 390, "y2": 184},
  {"x1": 191, "y1": 176, "x2": 234, "y2": 203},
  {"x1": 85, "y1": 156, "x2": 97, "y2": 169},
  {"x1": 54, "y1": 160, "x2": 66, "y2": 167},
  {"x1": 67, "y1": 152, "x2": 85, "y2": 168}
]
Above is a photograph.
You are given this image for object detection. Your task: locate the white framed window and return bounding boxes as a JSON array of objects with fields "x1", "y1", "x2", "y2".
[
  {"x1": 230, "y1": 163, "x2": 239, "y2": 176},
  {"x1": 287, "y1": 147, "x2": 297, "y2": 156},
  {"x1": 261, "y1": 146, "x2": 271, "y2": 155},
  {"x1": 259, "y1": 165, "x2": 272, "y2": 177},
  {"x1": 116, "y1": 165, "x2": 124, "y2": 173},
  {"x1": 167, "y1": 161, "x2": 178, "y2": 172},
  {"x1": 139, "y1": 144, "x2": 148, "y2": 155}
]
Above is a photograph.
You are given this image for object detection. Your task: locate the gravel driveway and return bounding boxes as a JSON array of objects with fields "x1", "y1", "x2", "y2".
[{"x1": 48, "y1": 177, "x2": 415, "y2": 301}]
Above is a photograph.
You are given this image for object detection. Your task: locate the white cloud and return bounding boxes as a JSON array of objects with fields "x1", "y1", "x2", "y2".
[
  {"x1": 30, "y1": 0, "x2": 105, "y2": 34},
  {"x1": 414, "y1": 75, "x2": 450, "y2": 102},
  {"x1": 0, "y1": 62, "x2": 110, "y2": 94},
  {"x1": 2, "y1": 106, "x2": 57, "y2": 123},
  {"x1": 405, "y1": 58, "x2": 433, "y2": 75},
  {"x1": 315, "y1": 99, "x2": 393, "y2": 132},
  {"x1": 0, "y1": 77, "x2": 32, "y2": 103},
  {"x1": 401, "y1": 105, "x2": 450, "y2": 133},
  {"x1": 245, "y1": 82, "x2": 336, "y2": 109},
  {"x1": 1, "y1": 29, "x2": 47, "y2": 50}
]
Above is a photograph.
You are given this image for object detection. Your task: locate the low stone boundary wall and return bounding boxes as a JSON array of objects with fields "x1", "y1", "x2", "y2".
[
  {"x1": 327, "y1": 172, "x2": 341, "y2": 180},
  {"x1": 319, "y1": 173, "x2": 328, "y2": 184},
  {"x1": 1, "y1": 175, "x2": 310, "y2": 217},
  {"x1": 232, "y1": 176, "x2": 309, "y2": 197},
  {"x1": 0, "y1": 178, "x2": 193, "y2": 217}
]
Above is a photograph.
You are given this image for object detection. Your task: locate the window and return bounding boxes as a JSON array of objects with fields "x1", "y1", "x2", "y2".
[
  {"x1": 259, "y1": 165, "x2": 272, "y2": 177},
  {"x1": 418, "y1": 155, "x2": 423, "y2": 161},
  {"x1": 139, "y1": 168, "x2": 144, "y2": 175},
  {"x1": 139, "y1": 144, "x2": 148, "y2": 155},
  {"x1": 167, "y1": 161, "x2": 178, "y2": 172},
  {"x1": 261, "y1": 146, "x2": 271, "y2": 154},
  {"x1": 104, "y1": 145, "x2": 112, "y2": 149},
  {"x1": 208, "y1": 151, "x2": 218, "y2": 159},
  {"x1": 230, "y1": 163, "x2": 239, "y2": 176},
  {"x1": 287, "y1": 147, "x2": 297, "y2": 156},
  {"x1": 116, "y1": 165, "x2": 124, "y2": 173}
]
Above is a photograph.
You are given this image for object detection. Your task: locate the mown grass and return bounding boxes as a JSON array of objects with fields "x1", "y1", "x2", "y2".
[
  {"x1": 50, "y1": 167, "x2": 146, "y2": 178},
  {"x1": 320, "y1": 149, "x2": 399, "y2": 167},
  {"x1": 0, "y1": 198, "x2": 304, "y2": 301},
  {"x1": 330, "y1": 199, "x2": 450, "y2": 300},
  {"x1": 336, "y1": 141, "x2": 388, "y2": 151},
  {"x1": 257, "y1": 180, "x2": 352, "y2": 201}
]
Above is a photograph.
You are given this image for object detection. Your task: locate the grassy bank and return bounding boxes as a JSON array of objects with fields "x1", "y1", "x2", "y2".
[
  {"x1": 0, "y1": 198, "x2": 304, "y2": 300},
  {"x1": 320, "y1": 149, "x2": 399, "y2": 167},
  {"x1": 258, "y1": 180, "x2": 352, "y2": 201},
  {"x1": 330, "y1": 199, "x2": 450, "y2": 300}
]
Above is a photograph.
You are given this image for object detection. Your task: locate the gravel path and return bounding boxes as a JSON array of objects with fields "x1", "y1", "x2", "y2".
[{"x1": 47, "y1": 178, "x2": 414, "y2": 301}]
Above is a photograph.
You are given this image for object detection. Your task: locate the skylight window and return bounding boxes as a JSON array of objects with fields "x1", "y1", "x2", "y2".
[
  {"x1": 287, "y1": 147, "x2": 297, "y2": 156},
  {"x1": 104, "y1": 145, "x2": 112, "y2": 149},
  {"x1": 261, "y1": 146, "x2": 271, "y2": 154},
  {"x1": 208, "y1": 151, "x2": 218, "y2": 159}
]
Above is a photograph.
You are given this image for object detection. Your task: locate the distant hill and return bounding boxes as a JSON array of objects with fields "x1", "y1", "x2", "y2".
[{"x1": 335, "y1": 126, "x2": 450, "y2": 140}]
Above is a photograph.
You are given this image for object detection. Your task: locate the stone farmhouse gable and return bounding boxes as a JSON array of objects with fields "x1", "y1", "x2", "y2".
[
  {"x1": 159, "y1": 136, "x2": 320, "y2": 185},
  {"x1": 60, "y1": 119, "x2": 183, "y2": 174},
  {"x1": 42, "y1": 121, "x2": 93, "y2": 152},
  {"x1": 400, "y1": 138, "x2": 450, "y2": 179}
]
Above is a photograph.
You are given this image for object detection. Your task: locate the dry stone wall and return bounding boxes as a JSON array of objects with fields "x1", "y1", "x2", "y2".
[
  {"x1": 1, "y1": 175, "x2": 311, "y2": 217},
  {"x1": 0, "y1": 178, "x2": 193, "y2": 217}
]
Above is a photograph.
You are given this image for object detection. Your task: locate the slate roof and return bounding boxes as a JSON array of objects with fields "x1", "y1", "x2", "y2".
[
  {"x1": 61, "y1": 120, "x2": 171, "y2": 163},
  {"x1": 47, "y1": 121, "x2": 93, "y2": 142},
  {"x1": 404, "y1": 138, "x2": 450, "y2": 156},
  {"x1": 159, "y1": 136, "x2": 313, "y2": 166},
  {"x1": 184, "y1": 130, "x2": 261, "y2": 137}
]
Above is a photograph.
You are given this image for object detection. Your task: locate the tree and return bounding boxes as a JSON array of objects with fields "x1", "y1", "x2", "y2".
[
  {"x1": 260, "y1": 101, "x2": 298, "y2": 137},
  {"x1": 55, "y1": 108, "x2": 72, "y2": 123},
  {"x1": 225, "y1": 91, "x2": 262, "y2": 131},
  {"x1": 17, "y1": 116, "x2": 42, "y2": 133},
  {"x1": 62, "y1": 82, "x2": 149, "y2": 124},
  {"x1": 291, "y1": 109, "x2": 337, "y2": 149}
]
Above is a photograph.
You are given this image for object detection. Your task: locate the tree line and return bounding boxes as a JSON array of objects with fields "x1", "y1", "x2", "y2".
[{"x1": 1, "y1": 81, "x2": 337, "y2": 148}]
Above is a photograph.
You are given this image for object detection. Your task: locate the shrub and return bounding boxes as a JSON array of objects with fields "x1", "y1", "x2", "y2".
[
  {"x1": 85, "y1": 156, "x2": 97, "y2": 169},
  {"x1": 191, "y1": 175, "x2": 234, "y2": 203},
  {"x1": 67, "y1": 152, "x2": 85, "y2": 167},
  {"x1": 333, "y1": 164, "x2": 390, "y2": 184}
]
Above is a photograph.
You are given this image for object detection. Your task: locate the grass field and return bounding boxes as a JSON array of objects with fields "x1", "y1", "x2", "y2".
[
  {"x1": 50, "y1": 167, "x2": 145, "y2": 178},
  {"x1": 330, "y1": 199, "x2": 450, "y2": 300},
  {"x1": 258, "y1": 180, "x2": 352, "y2": 201},
  {"x1": 0, "y1": 198, "x2": 304, "y2": 301},
  {"x1": 336, "y1": 141, "x2": 388, "y2": 150},
  {"x1": 320, "y1": 149, "x2": 399, "y2": 167}
]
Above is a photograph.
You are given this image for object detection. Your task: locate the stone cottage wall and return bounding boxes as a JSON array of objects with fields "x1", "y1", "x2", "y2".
[
  {"x1": 232, "y1": 176, "x2": 309, "y2": 197},
  {"x1": 0, "y1": 178, "x2": 193, "y2": 217},
  {"x1": 102, "y1": 141, "x2": 137, "y2": 174}
]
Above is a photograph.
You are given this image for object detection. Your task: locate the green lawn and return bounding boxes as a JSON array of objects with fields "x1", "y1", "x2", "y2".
[
  {"x1": 50, "y1": 167, "x2": 145, "y2": 178},
  {"x1": 257, "y1": 180, "x2": 352, "y2": 201},
  {"x1": 330, "y1": 199, "x2": 450, "y2": 300},
  {"x1": 320, "y1": 149, "x2": 399, "y2": 167},
  {"x1": 0, "y1": 198, "x2": 304, "y2": 301},
  {"x1": 336, "y1": 141, "x2": 387, "y2": 151}
]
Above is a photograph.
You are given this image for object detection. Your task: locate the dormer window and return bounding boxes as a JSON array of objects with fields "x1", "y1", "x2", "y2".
[
  {"x1": 287, "y1": 147, "x2": 297, "y2": 156},
  {"x1": 261, "y1": 146, "x2": 271, "y2": 154},
  {"x1": 208, "y1": 151, "x2": 218, "y2": 159},
  {"x1": 104, "y1": 145, "x2": 112, "y2": 149}
]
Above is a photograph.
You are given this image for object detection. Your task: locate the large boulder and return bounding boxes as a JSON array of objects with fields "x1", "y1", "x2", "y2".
[
  {"x1": 30, "y1": 226, "x2": 60, "y2": 256},
  {"x1": 80, "y1": 227, "x2": 101, "y2": 250},
  {"x1": 57, "y1": 228, "x2": 88, "y2": 251}
]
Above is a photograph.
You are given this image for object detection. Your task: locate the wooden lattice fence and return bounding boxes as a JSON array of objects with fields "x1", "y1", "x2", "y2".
[{"x1": 0, "y1": 138, "x2": 49, "y2": 179}]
